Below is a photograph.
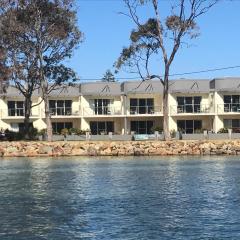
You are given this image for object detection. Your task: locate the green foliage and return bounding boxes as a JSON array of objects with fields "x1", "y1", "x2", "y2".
[
  {"x1": 4, "y1": 129, "x2": 24, "y2": 141},
  {"x1": 217, "y1": 128, "x2": 228, "y2": 133},
  {"x1": 102, "y1": 70, "x2": 116, "y2": 82},
  {"x1": 194, "y1": 128, "x2": 203, "y2": 134},
  {"x1": 170, "y1": 129, "x2": 176, "y2": 138},
  {"x1": 38, "y1": 129, "x2": 47, "y2": 136},
  {"x1": 130, "y1": 18, "x2": 161, "y2": 42},
  {"x1": 28, "y1": 127, "x2": 38, "y2": 139},
  {"x1": 61, "y1": 128, "x2": 69, "y2": 136},
  {"x1": 151, "y1": 126, "x2": 163, "y2": 133}
]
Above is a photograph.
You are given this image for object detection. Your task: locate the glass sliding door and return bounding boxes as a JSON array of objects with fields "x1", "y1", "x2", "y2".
[
  {"x1": 177, "y1": 96, "x2": 202, "y2": 113},
  {"x1": 130, "y1": 99, "x2": 138, "y2": 114},
  {"x1": 130, "y1": 121, "x2": 154, "y2": 134},
  {"x1": 223, "y1": 95, "x2": 240, "y2": 112},
  {"x1": 49, "y1": 100, "x2": 72, "y2": 115},
  {"x1": 8, "y1": 101, "x2": 15, "y2": 116},
  {"x1": 194, "y1": 97, "x2": 201, "y2": 113},
  {"x1": 139, "y1": 99, "x2": 146, "y2": 114},
  {"x1": 94, "y1": 99, "x2": 111, "y2": 115},
  {"x1": 185, "y1": 97, "x2": 193, "y2": 113},
  {"x1": 52, "y1": 122, "x2": 73, "y2": 134},
  {"x1": 7, "y1": 101, "x2": 24, "y2": 116},
  {"x1": 130, "y1": 98, "x2": 154, "y2": 114},
  {"x1": 90, "y1": 121, "x2": 114, "y2": 135},
  {"x1": 177, "y1": 120, "x2": 202, "y2": 134}
]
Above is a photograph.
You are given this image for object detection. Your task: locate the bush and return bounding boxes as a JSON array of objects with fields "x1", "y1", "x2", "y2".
[
  {"x1": 170, "y1": 129, "x2": 176, "y2": 138},
  {"x1": 217, "y1": 128, "x2": 228, "y2": 133},
  {"x1": 4, "y1": 129, "x2": 24, "y2": 141},
  {"x1": 28, "y1": 127, "x2": 38, "y2": 140},
  {"x1": 38, "y1": 129, "x2": 47, "y2": 136},
  {"x1": 69, "y1": 128, "x2": 78, "y2": 135},
  {"x1": 151, "y1": 126, "x2": 163, "y2": 133},
  {"x1": 195, "y1": 128, "x2": 203, "y2": 134},
  {"x1": 61, "y1": 128, "x2": 69, "y2": 136}
]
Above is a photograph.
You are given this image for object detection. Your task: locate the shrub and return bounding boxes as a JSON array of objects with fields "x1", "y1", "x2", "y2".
[
  {"x1": 151, "y1": 126, "x2": 163, "y2": 133},
  {"x1": 217, "y1": 128, "x2": 228, "y2": 133},
  {"x1": 61, "y1": 128, "x2": 69, "y2": 136},
  {"x1": 28, "y1": 127, "x2": 38, "y2": 139},
  {"x1": 170, "y1": 129, "x2": 176, "y2": 138},
  {"x1": 69, "y1": 128, "x2": 78, "y2": 135},
  {"x1": 195, "y1": 128, "x2": 203, "y2": 134}
]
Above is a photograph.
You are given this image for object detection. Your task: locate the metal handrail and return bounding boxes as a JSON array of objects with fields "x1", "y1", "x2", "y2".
[
  {"x1": 83, "y1": 106, "x2": 122, "y2": 116},
  {"x1": 218, "y1": 103, "x2": 240, "y2": 113},
  {"x1": 50, "y1": 107, "x2": 75, "y2": 116},
  {"x1": 128, "y1": 105, "x2": 162, "y2": 115},
  {"x1": 171, "y1": 104, "x2": 211, "y2": 114}
]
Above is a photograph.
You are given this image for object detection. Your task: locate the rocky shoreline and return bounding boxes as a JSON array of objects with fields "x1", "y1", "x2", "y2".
[{"x1": 1, "y1": 140, "x2": 240, "y2": 157}]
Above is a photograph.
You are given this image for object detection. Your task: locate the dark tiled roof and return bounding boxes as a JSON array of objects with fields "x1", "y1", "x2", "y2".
[
  {"x1": 169, "y1": 79, "x2": 210, "y2": 93},
  {"x1": 80, "y1": 82, "x2": 121, "y2": 96},
  {"x1": 122, "y1": 80, "x2": 163, "y2": 94},
  {"x1": 211, "y1": 78, "x2": 240, "y2": 92}
]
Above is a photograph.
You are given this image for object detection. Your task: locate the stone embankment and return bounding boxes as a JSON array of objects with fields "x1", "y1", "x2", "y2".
[{"x1": 1, "y1": 140, "x2": 240, "y2": 157}]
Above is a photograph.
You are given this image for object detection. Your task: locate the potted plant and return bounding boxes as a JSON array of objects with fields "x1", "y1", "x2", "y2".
[{"x1": 61, "y1": 128, "x2": 69, "y2": 138}]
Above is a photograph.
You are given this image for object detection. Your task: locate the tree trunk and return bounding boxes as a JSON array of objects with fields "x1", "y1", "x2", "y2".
[
  {"x1": 24, "y1": 96, "x2": 32, "y2": 139},
  {"x1": 163, "y1": 69, "x2": 170, "y2": 140},
  {"x1": 43, "y1": 89, "x2": 52, "y2": 142}
]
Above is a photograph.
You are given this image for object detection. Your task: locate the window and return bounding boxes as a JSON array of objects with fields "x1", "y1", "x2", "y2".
[
  {"x1": 8, "y1": 101, "x2": 24, "y2": 116},
  {"x1": 223, "y1": 95, "x2": 240, "y2": 112},
  {"x1": 224, "y1": 119, "x2": 240, "y2": 132},
  {"x1": 49, "y1": 100, "x2": 72, "y2": 115},
  {"x1": 52, "y1": 122, "x2": 73, "y2": 134},
  {"x1": 94, "y1": 99, "x2": 111, "y2": 115},
  {"x1": 90, "y1": 121, "x2": 114, "y2": 135},
  {"x1": 10, "y1": 123, "x2": 33, "y2": 132},
  {"x1": 177, "y1": 120, "x2": 202, "y2": 134},
  {"x1": 177, "y1": 96, "x2": 202, "y2": 113},
  {"x1": 130, "y1": 98, "x2": 154, "y2": 114},
  {"x1": 130, "y1": 121, "x2": 154, "y2": 134}
]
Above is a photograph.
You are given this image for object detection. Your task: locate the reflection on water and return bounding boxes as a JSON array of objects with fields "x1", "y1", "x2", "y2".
[{"x1": 1, "y1": 156, "x2": 240, "y2": 239}]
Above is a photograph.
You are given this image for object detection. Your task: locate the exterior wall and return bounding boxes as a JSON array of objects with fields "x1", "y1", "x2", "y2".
[
  {"x1": 126, "y1": 93, "x2": 162, "y2": 115},
  {"x1": 1, "y1": 83, "x2": 240, "y2": 134},
  {"x1": 82, "y1": 117, "x2": 123, "y2": 134},
  {"x1": 169, "y1": 93, "x2": 213, "y2": 114},
  {"x1": 170, "y1": 115, "x2": 213, "y2": 132},
  {"x1": 81, "y1": 95, "x2": 122, "y2": 115},
  {"x1": 126, "y1": 116, "x2": 163, "y2": 134}
]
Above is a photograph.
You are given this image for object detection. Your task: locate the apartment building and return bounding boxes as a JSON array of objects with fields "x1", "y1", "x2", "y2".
[{"x1": 1, "y1": 77, "x2": 240, "y2": 134}]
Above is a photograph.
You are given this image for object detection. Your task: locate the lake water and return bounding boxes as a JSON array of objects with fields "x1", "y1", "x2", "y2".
[{"x1": 1, "y1": 156, "x2": 240, "y2": 239}]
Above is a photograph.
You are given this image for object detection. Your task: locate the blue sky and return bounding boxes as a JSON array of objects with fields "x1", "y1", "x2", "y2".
[{"x1": 66, "y1": 0, "x2": 240, "y2": 81}]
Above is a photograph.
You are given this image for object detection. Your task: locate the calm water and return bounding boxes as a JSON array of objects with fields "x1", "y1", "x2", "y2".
[{"x1": 1, "y1": 156, "x2": 240, "y2": 239}]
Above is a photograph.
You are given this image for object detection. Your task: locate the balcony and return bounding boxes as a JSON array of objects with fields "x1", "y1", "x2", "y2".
[
  {"x1": 83, "y1": 106, "x2": 122, "y2": 116},
  {"x1": 170, "y1": 104, "x2": 212, "y2": 115},
  {"x1": 1, "y1": 108, "x2": 39, "y2": 119},
  {"x1": 217, "y1": 103, "x2": 240, "y2": 114},
  {"x1": 128, "y1": 106, "x2": 162, "y2": 115},
  {"x1": 49, "y1": 107, "x2": 80, "y2": 117}
]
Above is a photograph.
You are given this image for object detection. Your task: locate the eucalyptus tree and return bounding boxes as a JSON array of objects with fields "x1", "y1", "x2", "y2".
[
  {"x1": 102, "y1": 70, "x2": 116, "y2": 82},
  {"x1": 0, "y1": 0, "x2": 82, "y2": 141},
  {"x1": 115, "y1": 0, "x2": 218, "y2": 139}
]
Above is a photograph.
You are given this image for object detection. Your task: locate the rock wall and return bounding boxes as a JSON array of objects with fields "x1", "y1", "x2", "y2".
[{"x1": 1, "y1": 140, "x2": 240, "y2": 157}]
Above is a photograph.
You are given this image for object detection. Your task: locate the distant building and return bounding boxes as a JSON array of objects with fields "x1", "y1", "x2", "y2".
[{"x1": 1, "y1": 77, "x2": 240, "y2": 134}]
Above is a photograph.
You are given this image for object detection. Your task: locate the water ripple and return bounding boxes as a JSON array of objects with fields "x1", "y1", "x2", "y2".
[{"x1": 0, "y1": 156, "x2": 240, "y2": 239}]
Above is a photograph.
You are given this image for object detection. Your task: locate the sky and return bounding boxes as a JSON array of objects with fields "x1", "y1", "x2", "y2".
[{"x1": 65, "y1": 0, "x2": 240, "y2": 82}]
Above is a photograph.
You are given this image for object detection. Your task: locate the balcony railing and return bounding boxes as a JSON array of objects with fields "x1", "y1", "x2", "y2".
[
  {"x1": 49, "y1": 107, "x2": 79, "y2": 116},
  {"x1": 218, "y1": 103, "x2": 240, "y2": 114},
  {"x1": 83, "y1": 106, "x2": 122, "y2": 116},
  {"x1": 128, "y1": 106, "x2": 162, "y2": 115},
  {"x1": 170, "y1": 104, "x2": 211, "y2": 115},
  {"x1": 1, "y1": 109, "x2": 39, "y2": 118}
]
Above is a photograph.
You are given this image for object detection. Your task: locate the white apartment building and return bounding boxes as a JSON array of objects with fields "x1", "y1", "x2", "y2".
[{"x1": 1, "y1": 77, "x2": 240, "y2": 134}]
